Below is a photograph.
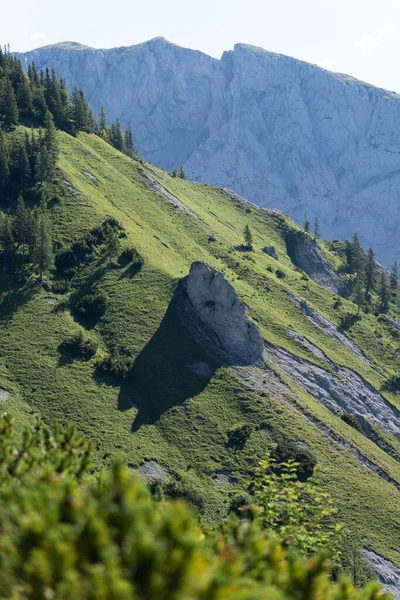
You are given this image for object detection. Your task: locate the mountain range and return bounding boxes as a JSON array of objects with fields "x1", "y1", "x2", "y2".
[{"x1": 17, "y1": 37, "x2": 400, "y2": 267}]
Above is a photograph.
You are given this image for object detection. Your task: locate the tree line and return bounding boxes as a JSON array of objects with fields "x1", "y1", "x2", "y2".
[
  {"x1": 0, "y1": 45, "x2": 136, "y2": 179},
  {"x1": 346, "y1": 232, "x2": 398, "y2": 314}
]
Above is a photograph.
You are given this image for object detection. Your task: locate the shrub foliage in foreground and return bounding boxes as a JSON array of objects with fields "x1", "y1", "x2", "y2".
[{"x1": 0, "y1": 415, "x2": 388, "y2": 599}]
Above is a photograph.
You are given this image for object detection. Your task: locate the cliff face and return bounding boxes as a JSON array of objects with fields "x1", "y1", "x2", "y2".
[{"x1": 17, "y1": 38, "x2": 400, "y2": 265}]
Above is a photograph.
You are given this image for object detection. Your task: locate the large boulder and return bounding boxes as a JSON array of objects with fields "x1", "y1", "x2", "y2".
[{"x1": 176, "y1": 262, "x2": 264, "y2": 366}]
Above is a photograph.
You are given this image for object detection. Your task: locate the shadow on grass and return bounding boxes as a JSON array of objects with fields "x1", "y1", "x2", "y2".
[
  {"x1": 95, "y1": 285, "x2": 217, "y2": 431},
  {"x1": 0, "y1": 279, "x2": 39, "y2": 321}
]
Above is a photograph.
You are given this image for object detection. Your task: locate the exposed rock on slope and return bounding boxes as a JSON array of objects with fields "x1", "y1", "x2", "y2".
[
  {"x1": 286, "y1": 231, "x2": 344, "y2": 295},
  {"x1": 363, "y1": 549, "x2": 400, "y2": 600},
  {"x1": 289, "y1": 292, "x2": 370, "y2": 364},
  {"x1": 138, "y1": 169, "x2": 202, "y2": 220},
  {"x1": 17, "y1": 38, "x2": 400, "y2": 265},
  {"x1": 269, "y1": 344, "x2": 400, "y2": 440},
  {"x1": 177, "y1": 262, "x2": 264, "y2": 366}
]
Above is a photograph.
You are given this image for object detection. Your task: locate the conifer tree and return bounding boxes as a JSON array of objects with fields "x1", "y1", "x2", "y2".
[
  {"x1": 0, "y1": 75, "x2": 19, "y2": 128},
  {"x1": 304, "y1": 211, "x2": 311, "y2": 232},
  {"x1": 178, "y1": 165, "x2": 186, "y2": 179},
  {"x1": 379, "y1": 271, "x2": 390, "y2": 313},
  {"x1": 33, "y1": 198, "x2": 53, "y2": 282},
  {"x1": 111, "y1": 119, "x2": 125, "y2": 151},
  {"x1": 0, "y1": 213, "x2": 16, "y2": 272},
  {"x1": 353, "y1": 275, "x2": 365, "y2": 315},
  {"x1": 124, "y1": 127, "x2": 135, "y2": 157},
  {"x1": 244, "y1": 224, "x2": 253, "y2": 250},
  {"x1": 314, "y1": 217, "x2": 320, "y2": 239},
  {"x1": 390, "y1": 260, "x2": 398, "y2": 290},
  {"x1": 365, "y1": 247, "x2": 377, "y2": 298},
  {"x1": 0, "y1": 130, "x2": 9, "y2": 190},
  {"x1": 99, "y1": 106, "x2": 107, "y2": 131}
]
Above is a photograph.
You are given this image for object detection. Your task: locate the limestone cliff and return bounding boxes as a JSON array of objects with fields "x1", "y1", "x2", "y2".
[{"x1": 17, "y1": 38, "x2": 400, "y2": 265}]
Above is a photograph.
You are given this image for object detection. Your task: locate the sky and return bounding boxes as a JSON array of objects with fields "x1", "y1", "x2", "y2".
[{"x1": 2, "y1": 0, "x2": 400, "y2": 92}]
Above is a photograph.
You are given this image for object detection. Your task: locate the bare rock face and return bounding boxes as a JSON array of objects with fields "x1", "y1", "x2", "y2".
[
  {"x1": 17, "y1": 38, "x2": 400, "y2": 266},
  {"x1": 286, "y1": 231, "x2": 345, "y2": 295},
  {"x1": 177, "y1": 262, "x2": 264, "y2": 366}
]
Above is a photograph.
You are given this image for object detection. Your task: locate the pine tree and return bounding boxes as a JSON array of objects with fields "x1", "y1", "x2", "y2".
[
  {"x1": 390, "y1": 260, "x2": 398, "y2": 290},
  {"x1": 0, "y1": 75, "x2": 19, "y2": 128},
  {"x1": 0, "y1": 213, "x2": 16, "y2": 272},
  {"x1": 244, "y1": 224, "x2": 253, "y2": 250},
  {"x1": 110, "y1": 119, "x2": 125, "y2": 151},
  {"x1": 172, "y1": 169, "x2": 177, "y2": 178},
  {"x1": 99, "y1": 106, "x2": 107, "y2": 131},
  {"x1": 0, "y1": 130, "x2": 9, "y2": 191},
  {"x1": 35, "y1": 111, "x2": 59, "y2": 184},
  {"x1": 353, "y1": 275, "x2": 365, "y2": 315},
  {"x1": 304, "y1": 211, "x2": 311, "y2": 232},
  {"x1": 124, "y1": 127, "x2": 135, "y2": 157},
  {"x1": 365, "y1": 247, "x2": 377, "y2": 298},
  {"x1": 33, "y1": 199, "x2": 53, "y2": 282},
  {"x1": 347, "y1": 233, "x2": 364, "y2": 275},
  {"x1": 178, "y1": 165, "x2": 186, "y2": 179},
  {"x1": 379, "y1": 272, "x2": 390, "y2": 313}
]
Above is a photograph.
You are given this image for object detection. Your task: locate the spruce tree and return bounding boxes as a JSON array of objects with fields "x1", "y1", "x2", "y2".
[
  {"x1": 33, "y1": 199, "x2": 53, "y2": 282},
  {"x1": 304, "y1": 211, "x2": 311, "y2": 232},
  {"x1": 0, "y1": 75, "x2": 19, "y2": 129},
  {"x1": 111, "y1": 119, "x2": 125, "y2": 151},
  {"x1": 365, "y1": 247, "x2": 377, "y2": 298},
  {"x1": 244, "y1": 224, "x2": 253, "y2": 250},
  {"x1": 353, "y1": 275, "x2": 365, "y2": 315},
  {"x1": 99, "y1": 106, "x2": 107, "y2": 131},
  {"x1": 314, "y1": 217, "x2": 320, "y2": 239},
  {"x1": 0, "y1": 130, "x2": 9, "y2": 191},
  {"x1": 178, "y1": 165, "x2": 186, "y2": 179},
  {"x1": 0, "y1": 213, "x2": 16, "y2": 272},
  {"x1": 379, "y1": 272, "x2": 390, "y2": 313},
  {"x1": 390, "y1": 260, "x2": 398, "y2": 290},
  {"x1": 124, "y1": 127, "x2": 135, "y2": 157}
]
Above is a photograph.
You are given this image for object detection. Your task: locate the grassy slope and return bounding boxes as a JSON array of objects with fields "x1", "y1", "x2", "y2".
[{"x1": 1, "y1": 130, "x2": 400, "y2": 562}]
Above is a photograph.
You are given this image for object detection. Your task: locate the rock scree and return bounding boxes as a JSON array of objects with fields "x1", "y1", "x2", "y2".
[
  {"x1": 176, "y1": 262, "x2": 264, "y2": 366},
  {"x1": 362, "y1": 549, "x2": 400, "y2": 600},
  {"x1": 286, "y1": 231, "x2": 345, "y2": 295}
]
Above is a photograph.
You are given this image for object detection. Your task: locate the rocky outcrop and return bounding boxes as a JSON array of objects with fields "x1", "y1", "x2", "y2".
[
  {"x1": 286, "y1": 231, "x2": 344, "y2": 295},
  {"x1": 138, "y1": 169, "x2": 202, "y2": 220},
  {"x1": 362, "y1": 549, "x2": 400, "y2": 600},
  {"x1": 177, "y1": 262, "x2": 264, "y2": 366},
  {"x1": 262, "y1": 246, "x2": 279, "y2": 260},
  {"x1": 288, "y1": 292, "x2": 370, "y2": 364},
  {"x1": 17, "y1": 38, "x2": 400, "y2": 265},
  {"x1": 268, "y1": 344, "x2": 400, "y2": 440}
]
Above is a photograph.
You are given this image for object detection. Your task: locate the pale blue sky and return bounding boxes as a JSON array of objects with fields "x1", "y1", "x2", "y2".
[{"x1": 2, "y1": 0, "x2": 400, "y2": 92}]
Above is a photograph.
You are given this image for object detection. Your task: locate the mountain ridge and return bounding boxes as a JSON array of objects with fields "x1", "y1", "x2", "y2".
[{"x1": 16, "y1": 39, "x2": 400, "y2": 264}]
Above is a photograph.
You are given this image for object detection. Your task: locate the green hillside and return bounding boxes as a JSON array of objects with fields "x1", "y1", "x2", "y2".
[{"x1": 1, "y1": 129, "x2": 400, "y2": 568}]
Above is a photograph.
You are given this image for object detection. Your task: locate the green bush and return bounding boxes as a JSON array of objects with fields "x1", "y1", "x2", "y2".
[
  {"x1": 0, "y1": 416, "x2": 387, "y2": 600},
  {"x1": 118, "y1": 246, "x2": 144, "y2": 269},
  {"x1": 52, "y1": 279, "x2": 71, "y2": 294},
  {"x1": 60, "y1": 331, "x2": 98, "y2": 360},
  {"x1": 99, "y1": 350, "x2": 134, "y2": 379},
  {"x1": 271, "y1": 438, "x2": 317, "y2": 480},
  {"x1": 275, "y1": 268, "x2": 286, "y2": 279},
  {"x1": 74, "y1": 291, "x2": 108, "y2": 318},
  {"x1": 340, "y1": 412, "x2": 363, "y2": 433}
]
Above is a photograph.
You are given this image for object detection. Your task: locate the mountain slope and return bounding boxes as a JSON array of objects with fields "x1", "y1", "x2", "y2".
[
  {"x1": 17, "y1": 38, "x2": 400, "y2": 265},
  {"x1": 1, "y1": 130, "x2": 400, "y2": 582}
]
